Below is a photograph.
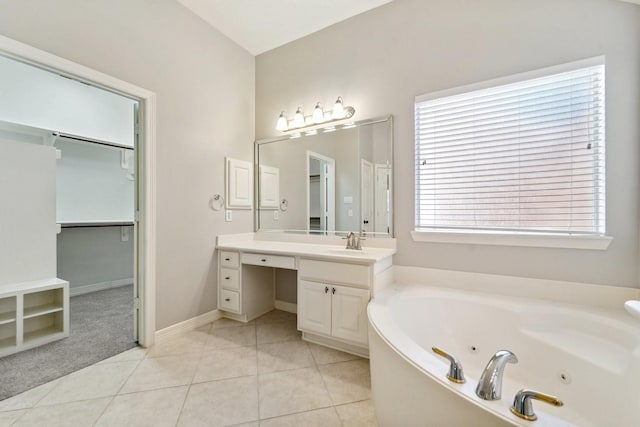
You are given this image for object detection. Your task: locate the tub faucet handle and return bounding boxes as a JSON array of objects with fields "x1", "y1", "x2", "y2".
[
  {"x1": 511, "y1": 389, "x2": 563, "y2": 421},
  {"x1": 432, "y1": 346, "x2": 466, "y2": 384}
]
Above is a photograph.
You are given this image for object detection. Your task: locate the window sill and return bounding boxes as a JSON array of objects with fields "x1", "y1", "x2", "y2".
[{"x1": 410, "y1": 230, "x2": 613, "y2": 250}]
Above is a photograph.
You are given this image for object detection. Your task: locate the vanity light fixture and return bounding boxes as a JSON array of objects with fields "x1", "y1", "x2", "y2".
[
  {"x1": 276, "y1": 111, "x2": 288, "y2": 131},
  {"x1": 275, "y1": 96, "x2": 356, "y2": 132},
  {"x1": 332, "y1": 96, "x2": 345, "y2": 119},
  {"x1": 293, "y1": 107, "x2": 305, "y2": 128},
  {"x1": 312, "y1": 102, "x2": 324, "y2": 123}
]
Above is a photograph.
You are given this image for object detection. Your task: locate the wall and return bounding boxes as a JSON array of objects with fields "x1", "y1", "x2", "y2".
[
  {"x1": 256, "y1": 0, "x2": 640, "y2": 288},
  {"x1": 0, "y1": 140, "x2": 56, "y2": 287},
  {"x1": 57, "y1": 226, "x2": 134, "y2": 294},
  {"x1": 0, "y1": 55, "x2": 136, "y2": 147},
  {"x1": 0, "y1": 0, "x2": 255, "y2": 329}
]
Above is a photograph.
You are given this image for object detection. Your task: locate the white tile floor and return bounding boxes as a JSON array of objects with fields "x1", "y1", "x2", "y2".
[{"x1": 0, "y1": 310, "x2": 378, "y2": 426}]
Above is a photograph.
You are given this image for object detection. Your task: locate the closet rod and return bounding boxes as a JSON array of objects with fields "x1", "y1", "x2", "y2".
[
  {"x1": 53, "y1": 132, "x2": 134, "y2": 151},
  {"x1": 60, "y1": 222, "x2": 134, "y2": 229}
]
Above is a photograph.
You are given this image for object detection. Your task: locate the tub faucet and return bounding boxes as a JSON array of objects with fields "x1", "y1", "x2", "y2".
[
  {"x1": 475, "y1": 350, "x2": 518, "y2": 400},
  {"x1": 511, "y1": 389, "x2": 563, "y2": 421}
]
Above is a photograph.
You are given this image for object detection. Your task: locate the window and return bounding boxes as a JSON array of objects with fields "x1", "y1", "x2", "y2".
[{"x1": 415, "y1": 59, "x2": 605, "y2": 241}]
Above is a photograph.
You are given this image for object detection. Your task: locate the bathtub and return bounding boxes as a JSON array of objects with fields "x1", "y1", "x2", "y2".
[{"x1": 368, "y1": 285, "x2": 640, "y2": 427}]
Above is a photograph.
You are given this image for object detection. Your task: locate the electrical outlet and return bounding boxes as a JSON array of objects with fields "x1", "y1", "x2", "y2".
[
  {"x1": 225, "y1": 210, "x2": 233, "y2": 222},
  {"x1": 121, "y1": 226, "x2": 129, "y2": 242},
  {"x1": 348, "y1": 209, "x2": 353, "y2": 217},
  {"x1": 273, "y1": 211, "x2": 279, "y2": 221}
]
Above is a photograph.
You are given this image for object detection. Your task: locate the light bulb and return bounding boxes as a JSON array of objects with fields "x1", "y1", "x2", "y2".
[
  {"x1": 332, "y1": 96, "x2": 345, "y2": 119},
  {"x1": 293, "y1": 107, "x2": 305, "y2": 128},
  {"x1": 276, "y1": 111, "x2": 288, "y2": 131},
  {"x1": 312, "y1": 102, "x2": 324, "y2": 124}
]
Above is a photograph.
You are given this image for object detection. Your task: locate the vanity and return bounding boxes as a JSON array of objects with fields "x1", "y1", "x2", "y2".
[
  {"x1": 216, "y1": 233, "x2": 395, "y2": 356},
  {"x1": 217, "y1": 114, "x2": 395, "y2": 356}
]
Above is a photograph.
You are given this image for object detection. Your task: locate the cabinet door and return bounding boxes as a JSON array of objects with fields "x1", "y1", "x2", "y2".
[
  {"x1": 331, "y1": 285, "x2": 370, "y2": 345},
  {"x1": 297, "y1": 280, "x2": 331, "y2": 336}
]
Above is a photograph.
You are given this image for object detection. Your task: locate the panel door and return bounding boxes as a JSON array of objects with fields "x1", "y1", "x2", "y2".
[
  {"x1": 297, "y1": 280, "x2": 331, "y2": 336},
  {"x1": 331, "y1": 284, "x2": 370, "y2": 345}
]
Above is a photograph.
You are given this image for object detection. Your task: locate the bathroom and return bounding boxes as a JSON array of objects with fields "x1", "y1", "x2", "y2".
[{"x1": 0, "y1": 0, "x2": 639, "y2": 425}]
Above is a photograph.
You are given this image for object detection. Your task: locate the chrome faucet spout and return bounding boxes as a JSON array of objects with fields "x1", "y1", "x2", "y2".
[{"x1": 475, "y1": 350, "x2": 518, "y2": 401}]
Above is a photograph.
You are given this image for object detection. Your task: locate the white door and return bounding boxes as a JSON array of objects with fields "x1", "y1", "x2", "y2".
[
  {"x1": 297, "y1": 280, "x2": 331, "y2": 336},
  {"x1": 330, "y1": 284, "x2": 370, "y2": 345},
  {"x1": 374, "y1": 165, "x2": 391, "y2": 234},
  {"x1": 361, "y1": 159, "x2": 374, "y2": 233}
]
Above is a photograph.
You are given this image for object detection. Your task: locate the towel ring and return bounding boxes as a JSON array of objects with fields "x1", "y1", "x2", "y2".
[{"x1": 209, "y1": 194, "x2": 224, "y2": 211}]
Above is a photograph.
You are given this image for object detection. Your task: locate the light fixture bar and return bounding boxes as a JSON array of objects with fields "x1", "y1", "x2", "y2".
[{"x1": 276, "y1": 96, "x2": 355, "y2": 132}]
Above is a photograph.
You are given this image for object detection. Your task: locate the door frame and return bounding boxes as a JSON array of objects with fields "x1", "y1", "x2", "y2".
[
  {"x1": 0, "y1": 35, "x2": 157, "y2": 347},
  {"x1": 306, "y1": 151, "x2": 335, "y2": 232}
]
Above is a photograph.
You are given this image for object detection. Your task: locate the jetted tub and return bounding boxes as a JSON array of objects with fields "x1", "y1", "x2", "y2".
[{"x1": 368, "y1": 285, "x2": 640, "y2": 427}]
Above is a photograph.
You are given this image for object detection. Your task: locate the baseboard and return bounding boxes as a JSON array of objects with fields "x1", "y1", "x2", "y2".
[
  {"x1": 70, "y1": 278, "x2": 133, "y2": 297},
  {"x1": 274, "y1": 300, "x2": 297, "y2": 313},
  {"x1": 154, "y1": 309, "x2": 223, "y2": 344}
]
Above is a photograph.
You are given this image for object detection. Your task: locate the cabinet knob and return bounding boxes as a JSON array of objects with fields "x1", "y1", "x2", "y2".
[
  {"x1": 224, "y1": 258, "x2": 230, "y2": 261},
  {"x1": 224, "y1": 276, "x2": 230, "y2": 280},
  {"x1": 225, "y1": 298, "x2": 230, "y2": 302},
  {"x1": 261, "y1": 258, "x2": 267, "y2": 262},
  {"x1": 325, "y1": 286, "x2": 329, "y2": 294},
  {"x1": 332, "y1": 287, "x2": 336, "y2": 295}
]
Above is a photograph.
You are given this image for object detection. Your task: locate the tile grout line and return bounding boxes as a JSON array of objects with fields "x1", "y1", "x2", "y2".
[
  {"x1": 173, "y1": 321, "x2": 215, "y2": 427},
  {"x1": 91, "y1": 354, "x2": 146, "y2": 426},
  {"x1": 254, "y1": 320, "x2": 262, "y2": 423}
]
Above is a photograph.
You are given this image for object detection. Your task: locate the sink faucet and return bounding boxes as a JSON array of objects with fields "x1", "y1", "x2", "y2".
[
  {"x1": 475, "y1": 350, "x2": 518, "y2": 400},
  {"x1": 344, "y1": 232, "x2": 362, "y2": 250}
]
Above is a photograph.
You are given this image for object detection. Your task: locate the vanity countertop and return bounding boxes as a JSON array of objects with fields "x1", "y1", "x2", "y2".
[{"x1": 217, "y1": 233, "x2": 396, "y2": 264}]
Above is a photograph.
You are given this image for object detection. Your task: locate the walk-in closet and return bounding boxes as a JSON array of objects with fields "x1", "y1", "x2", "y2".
[{"x1": 0, "y1": 54, "x2": 139, "y2": 399}]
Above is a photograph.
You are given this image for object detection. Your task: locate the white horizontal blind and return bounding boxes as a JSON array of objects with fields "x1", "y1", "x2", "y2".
[{"x1": 415, "y1": 63, "x2": 605, "y2": 235}]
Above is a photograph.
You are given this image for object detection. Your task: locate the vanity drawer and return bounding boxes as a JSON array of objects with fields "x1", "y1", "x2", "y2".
[
  {"x1": 299, "y1": 259, "x2": 371, "y2": 288},
  {"x1": 220, "y1": 251, "x2": 239, "y2": 268},
  {"x1": 241, "y1": 253, "x2": 296, "y2": 270},
  {"x1": 219, "y1": 289, "x2": 240, "y2": 313},
  {"x1": 220, "y1": 268, "x2": 240, "y2": 291}
]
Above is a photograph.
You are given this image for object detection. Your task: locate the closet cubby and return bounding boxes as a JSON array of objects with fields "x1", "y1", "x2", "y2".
[{"x1": 0, "y1": 279, "x2": 69, "y2": 358}]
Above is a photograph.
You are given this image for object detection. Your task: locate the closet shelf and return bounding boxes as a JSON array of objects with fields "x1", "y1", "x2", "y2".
[
  {"x1": 23, "y1": 303, "x2": 63, "y2": 319},
  {"x1": 23, "y1": 326, "x2": 64, "y2": 344},
  {"x1": 59, "y1": 220, "x2": 134, "y2": 228},
  {"x1": 0, "y1": 336, "x2": 15, "y2": 350},
  {"x1": 0, "y1": 312, "x2": 16, "y2": 325}
]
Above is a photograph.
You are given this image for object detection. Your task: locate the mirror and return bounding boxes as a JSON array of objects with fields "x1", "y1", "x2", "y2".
[{"x1": 255, "y1": 115, "x2": 393, "y2": 237}]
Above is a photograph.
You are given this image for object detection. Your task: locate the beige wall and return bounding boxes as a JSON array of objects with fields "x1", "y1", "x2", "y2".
[
  {"x1": 256, "y1": 0, "x2": 640, "y2": 288},
  {"x1": 0, "y1": 0, "x2": 255, "y2": 329}
]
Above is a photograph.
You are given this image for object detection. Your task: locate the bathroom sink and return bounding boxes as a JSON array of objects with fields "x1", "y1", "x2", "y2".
[{"x1": 325, "y1": 248, "x2": 369, "y2": 256}]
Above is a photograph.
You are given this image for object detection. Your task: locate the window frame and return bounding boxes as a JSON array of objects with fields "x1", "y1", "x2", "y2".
[{"x1": 412, "y1": 57, "x2": 612, "y2": 250}]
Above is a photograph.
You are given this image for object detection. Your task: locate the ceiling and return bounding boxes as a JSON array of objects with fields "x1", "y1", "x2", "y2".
[{"x1": 176, "y1": 0, "x2": 393, "y2": 55}]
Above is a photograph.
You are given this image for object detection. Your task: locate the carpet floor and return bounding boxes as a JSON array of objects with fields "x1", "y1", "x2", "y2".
[{"x1": 0, "y1": 285, "x2": 136, "y2": 401}]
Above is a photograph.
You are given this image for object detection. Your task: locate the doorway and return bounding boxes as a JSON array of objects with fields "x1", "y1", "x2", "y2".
[
  {"x1": 307, "y1": 151, "x2": 336, "y2": 232},
  {"x1": 0, "y1": 35, "x2": 156, "y2": 398}
]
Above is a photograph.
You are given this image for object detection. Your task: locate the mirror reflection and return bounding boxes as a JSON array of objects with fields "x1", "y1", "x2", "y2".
[{"x1": 256, "y1": 115, "x2": 393, "y2": 236}]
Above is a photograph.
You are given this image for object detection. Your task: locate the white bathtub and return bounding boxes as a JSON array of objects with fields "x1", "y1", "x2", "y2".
[{"x1": 368, "y1": 285, "x2": 640, "y2": 427}]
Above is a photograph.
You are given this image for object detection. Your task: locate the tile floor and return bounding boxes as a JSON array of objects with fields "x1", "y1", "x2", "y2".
[{"x1": 0, "y1": 310, "x2": 378, "y2": 426}]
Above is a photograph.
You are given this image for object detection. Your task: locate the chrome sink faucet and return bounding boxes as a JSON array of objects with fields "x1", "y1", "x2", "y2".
[
  {"x1": 344, "y1": 232, "x2": 362, "y2": 250},
  {"x1": 475, "y1": 350, "x2": 518, "y2": 400}
]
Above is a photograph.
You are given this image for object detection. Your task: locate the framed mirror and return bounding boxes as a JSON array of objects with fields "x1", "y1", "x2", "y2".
[{"x1": 255, "y1": 115, "x2": 393, "y2": 237}]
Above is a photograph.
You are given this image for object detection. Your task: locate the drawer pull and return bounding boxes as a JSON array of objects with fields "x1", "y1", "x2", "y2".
[
  {"x1": 225, "y1": 298, "x2": 230, "y2": 302},
  {"x1": 224, "y1": 276, "x2": 230, "y2": 280},
  {"x1": 332, "y1": 287, "x2": 336, "y2": 295},
  {"x1": 325, "y1": 286, "x2": 329, "y2": 294},
  {"x1": 261, "y1": 258, "x2": 267, "y2": 262},
  {"x1": 224, "y1": 258, "x2": 230, "y2": 261}
]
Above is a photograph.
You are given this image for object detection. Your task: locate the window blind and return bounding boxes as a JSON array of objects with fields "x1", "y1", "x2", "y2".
[{"x1": 415, "y1": 62, "x2": 605, "y2": 235}]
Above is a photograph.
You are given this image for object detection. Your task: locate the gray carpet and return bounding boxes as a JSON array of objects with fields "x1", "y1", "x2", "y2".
[{"x1": 0, "y1": 285, "x2": 136, "y2": 400}]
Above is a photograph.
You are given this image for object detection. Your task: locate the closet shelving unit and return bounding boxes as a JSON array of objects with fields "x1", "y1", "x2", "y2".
[{"x1": 0, "y1": 279, "x2": 69, "y2": 358}]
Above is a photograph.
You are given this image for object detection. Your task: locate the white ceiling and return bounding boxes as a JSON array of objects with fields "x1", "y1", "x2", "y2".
[{"x1": 176, "y1": 0, "x2": 393, "y2": 55}]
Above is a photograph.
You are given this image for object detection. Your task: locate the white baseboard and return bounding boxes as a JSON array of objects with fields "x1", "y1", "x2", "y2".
[
  {"x1": 154, "y1": 309, "x2": 223, "y2": 344},
  {"x1": 70, "y1": 278, "x2": 134, "y2": 297},
  {"x1": 274, "y1": 300, "x2": 297, "y2": 313}
]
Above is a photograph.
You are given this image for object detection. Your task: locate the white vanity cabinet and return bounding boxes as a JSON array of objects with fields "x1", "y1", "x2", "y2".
[
  {"x1": 298, "y1": 280, "x2": 370, "y2": 346},
  {"x1": 297, "y1": 258, "x2": 372, "y2": 354},
  {"x1": 216, "y1": 233, "x2": 395, "y2": 357}
]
